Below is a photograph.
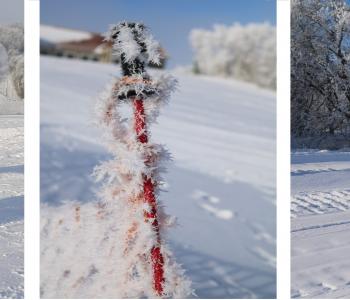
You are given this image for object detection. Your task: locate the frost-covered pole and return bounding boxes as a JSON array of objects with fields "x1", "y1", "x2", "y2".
[
  {"x1": 133, "y1": 97, "x2": 165, "y2": 294},
  {"x1": 97, "y1": 21, "x2": 192, "y2": 298},
  {"x1": 108, "y1": 22, "x2": 165, "y2": 296},
  {"x1": 120, "y1": 27, "x2": 165, "y2": 294}
]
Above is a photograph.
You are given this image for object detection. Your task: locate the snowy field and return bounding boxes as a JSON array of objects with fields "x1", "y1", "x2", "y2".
[
  {"x1": 41, "y1": 56, "x2": 276, "y2": 298},
  {"x1": 291, "y1": 150, "x2": 350, "y2": 298},
  {"x1": 0, "y1": 96, "x2": 23, "y2": 115},
  {"x1": 0, "y1": 115, "x2": 24, "y2": 298}
]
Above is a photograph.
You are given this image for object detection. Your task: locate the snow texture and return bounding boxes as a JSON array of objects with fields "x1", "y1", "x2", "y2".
[
  {"x1": 0, "y1": 115, "x2": 24, "y2": 298},
  {"x1": 40, "y1": 56, "x2": 276, "y2": 298},
  {"x1": 0, "y1": 95, "x2": 23, "y2": 115},
  {"x1": 291, "y1": 150, "x2": 350, "y2": 298}
]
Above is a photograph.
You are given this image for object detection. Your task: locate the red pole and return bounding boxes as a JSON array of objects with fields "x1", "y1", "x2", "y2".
[{"x1": 133, "y1": 97, "x2": 165, "y2": 296}]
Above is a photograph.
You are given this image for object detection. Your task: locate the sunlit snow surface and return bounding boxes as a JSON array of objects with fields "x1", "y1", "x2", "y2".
[
  {"x1": 41, "y1": 56, "x2": 276, "y2": 298},
  {"x1": 291, "y1": 150, "x2": 350, "y2": 298},
  {"x1": 0, "y1": 115, "x2": 24, "y2": 298}
]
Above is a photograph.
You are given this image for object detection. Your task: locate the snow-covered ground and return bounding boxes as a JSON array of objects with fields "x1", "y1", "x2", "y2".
[
  {"x1": 0, "y1": 115, "x2": 24, "y2": 298},
  {"x1": 0, "y1": 95, "x2": 23, "y2": 115},
  {"x1": 41, "y1": 56, "x2": 276, "y2": 298},
  {"x1": 291, "y1": 150, "x2": 350, "y2": 298}
]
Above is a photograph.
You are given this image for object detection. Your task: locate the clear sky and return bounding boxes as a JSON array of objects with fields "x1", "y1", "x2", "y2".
[
  {"x1": 0, "y1": 0, "x2": 24, "y2": 25},
  {"x1": 41, "y1": 0, "x2": 276, "y2": 68}
]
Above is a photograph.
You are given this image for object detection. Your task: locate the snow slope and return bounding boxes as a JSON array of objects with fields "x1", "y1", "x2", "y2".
[
  {"x1": 291, "y1": 150, "x2": 350, "y2": 298},
  {"x1": 41, "y1": 56, "x2": 276, "y2": 298},
  {"x1": 0, "y1": 115, "x2": 24, "y2": 298}
]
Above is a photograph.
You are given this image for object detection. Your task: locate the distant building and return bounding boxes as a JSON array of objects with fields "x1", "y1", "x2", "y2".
[{"x1": 40, "y1": 25, "x2": 166, "y2": 68}]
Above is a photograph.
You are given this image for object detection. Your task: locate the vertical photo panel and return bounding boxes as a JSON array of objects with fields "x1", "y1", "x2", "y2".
[
  {"x1": 0, "y1": 0, "x2": 24, "y2": 298},
  {"x1": 291, "y1": 0, "x2": 350, "y2": 298},
  {"x1": 40, "y1": 0, "x2": 276, "y2": 298}
]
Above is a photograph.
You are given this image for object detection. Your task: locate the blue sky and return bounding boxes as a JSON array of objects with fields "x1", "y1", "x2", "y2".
[
  {"x1": 0, "y1": 0, "x2": 23, "y2": 25},
  {"x1": 41, "y1": 0, "x2": 276, "y2": 68}
]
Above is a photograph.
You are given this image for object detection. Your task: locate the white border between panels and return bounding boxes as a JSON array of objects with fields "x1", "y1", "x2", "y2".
[
  {"x1": 24, "y1": 0, "x2": 40, "y2": 298},
  {"x1": 277, "y1": 0, "x2": 291, "y2": 299}
]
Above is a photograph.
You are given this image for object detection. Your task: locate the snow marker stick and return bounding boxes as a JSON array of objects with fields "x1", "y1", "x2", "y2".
[
  {"x1": 109, "y1": 22, "x2": 165, "y2": 296},
  {"x1": 133, "y1": 97, "x2": 165, "y2": 294}
]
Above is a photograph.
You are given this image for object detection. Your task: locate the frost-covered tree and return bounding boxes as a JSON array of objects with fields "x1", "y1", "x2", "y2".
[
  {"x1": 190, "y1": 23, "x2": 276, "y2": 89},
  {"x1": 0, "y1": 23, "x2": 24, "y2": 56},
  {"x1": 291, "y1": 0, "x2": 350, "y2": 137},
  {"x1": 0, "y1": 23, "x2": 24, "y2": 99},
  {"x1": 0, "y1": 43, "x2": 8, "y2": 82},
  {"x1": 9, "y1": 54, "x2": 24, "y2": 99}
]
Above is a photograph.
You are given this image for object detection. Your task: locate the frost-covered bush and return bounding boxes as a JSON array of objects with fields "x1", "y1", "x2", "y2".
[
  {"x1": 190, "y1": 23, "x2": 276, "y2": 89},
  {"x1": 0, "y1": 23, "x2": 24, "y2": 99}
]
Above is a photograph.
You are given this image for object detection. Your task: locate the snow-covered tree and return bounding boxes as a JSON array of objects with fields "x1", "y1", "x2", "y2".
[
  {"x1": 11, "y1": 55, "x2": 24, "y2": 99},
  {"x1": 190, "y1": 23, "x2": 276, "y2": 89},
  {"x1": 291, "y1": 0, "x2": 350, "y2": 137},
  {"x1": 0, "y1": 43, "x2": 8, "y2": 82},
  {"x1": 0, "y1": 23, "x2": 24, "y2": 99},
  {"x1": 0, "y1": 23, "x2": 24, "y2": 56}
]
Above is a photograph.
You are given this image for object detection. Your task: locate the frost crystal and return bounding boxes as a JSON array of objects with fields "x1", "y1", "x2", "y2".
[{"x1": 105, "y1": 22, "x2": 162, "y2": 65}]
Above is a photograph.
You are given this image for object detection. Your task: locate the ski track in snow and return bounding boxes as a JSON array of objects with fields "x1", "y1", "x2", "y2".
[
  {"x1": 0, "y1": 115, "x2": 24, "y2": 299},
  {"x1": 291, "y1": 150, "x2": 350, "y2": 298},
  {"x1": 291, "y1": 190, "x2": 350, "y2": 218},
  {"x1": 40, "y1": 57, "x2": 276, "y2": 298}
]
